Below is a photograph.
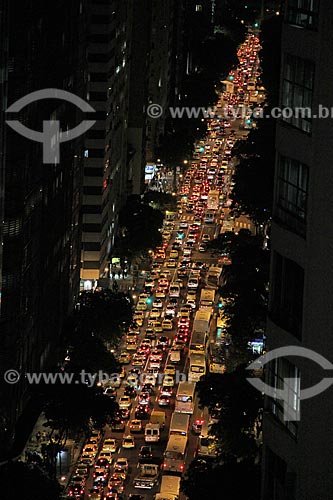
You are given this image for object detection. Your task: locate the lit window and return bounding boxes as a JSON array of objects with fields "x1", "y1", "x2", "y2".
[
  {"x1": 84, "y1": 149, "x2": 89, "y2": 158},
  {"x1": 195, "y1": 4, "x2": 202, "y2": 12}
]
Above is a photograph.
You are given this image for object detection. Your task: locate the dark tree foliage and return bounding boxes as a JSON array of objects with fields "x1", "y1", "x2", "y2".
[
  {"x1": 181, "y1": 458, "x2": 261, "y2": 500},
  {"x1": 34, "y1": 378, "x2": 118, "y2": 442},
  {"x1": 196, "y1": 366, "x2": 263, "y2": 459},
  {"x1": 230, "y1": 113, "x2": 275, "y2": 230},
  {"x1": 118, "y1": 195, "x2": 163, "y2": 255},
  {"x1": 197, "y1": 366, "x2": 262, "y2": 430},
  {"x1": 0, "y1": 461, "x2": 62, "y2": 500},
  {"x1": 209, "y1": 230, "x2": 269, "y2": 344},
  {"x1": 73, "y1": 289, "x2": 133, "y2": 344},
  {"x1": 143, "y1": 191, "x2": 177, "y2": 212}
]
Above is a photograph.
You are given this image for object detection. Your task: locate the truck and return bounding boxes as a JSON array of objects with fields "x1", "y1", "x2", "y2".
[
  {"x1": 133, "y1": 463, "x2": 160, "y2": 489},
  {"x1": 193, "y1": 309, "x2": 211, "y2": 336},
  {"x1": 155, "y1": 475, "x2": 181, "y2": 500},
  {"x1": 207, "y1": 189, "x2": 220, "y2": 210},
  {"x1": 150, "y1": 410, "x2": 166, "y2": 429},
  {"x1": 145, "y1": 423, "x2": 161, "y2": 442}
]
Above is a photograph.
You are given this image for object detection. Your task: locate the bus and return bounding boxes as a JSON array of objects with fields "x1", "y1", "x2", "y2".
[
  {"x1": 208, "y1": 341, "x2": 226, "y2": 374},
  {"x1": 207, "y1": 190, "x2": 220, "y2": 210},
  {"x1": 199, "y1": 288, "x2": 215, "y2": 311},
  {"x1": 175, "y1": 382, "x2": 195, "y2": 414},
  {"x1": 169, "y1": 412, "x2": 190, "y2": 437},
  {"x1": 163, "y1": 434, "x2": 187, "y2": 474},
  {"x1": 189, "y1": 331, "x2": 207, "y2": 356},
  {"x1": 189, "y1": 353, "x2": 206, "y2": 382}
]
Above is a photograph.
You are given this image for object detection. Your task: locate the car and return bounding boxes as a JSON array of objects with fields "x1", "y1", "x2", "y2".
[
  {"x1": 79, "y1": 455, "x2": 94, "y2": 467},
  {"x1": 118, "y1": 395, "x2": 131, "y2": 410},
  {"x1": 141, "y1": 383, "x2": 155, "y2": 394},
  {"x1": 120, "y1": 408, "x2": 130, "y2": 420},
  {"x1": 143, "y1": 374, "x2": 157, "y2": 386},
  {"x1": 202, "y1": 233, "x2": 210, "y2": 242},
  {"x1": 163, "y1": 375, "x2": 174, "y2": 387},
  {"x1": 162, "y1": 319, "x2": 173, "y2": 331},
  {"x1": 111, "y1": 417, "x2": 126, "y2": 432},
  {"x1": 186, "y1": 299, "x2": 197, "y2": 309},
  {"x1": 98, "y1": 450, "x2": 113, "y2": 463},
  {"x1": 135, "y1": 405, "x2": 150, "y2": 420},
  {"x1": 126, "y1": 338, "x2": 138, "y2": 351},
  {"x1": 114, "y1": 457, "x2": 129, "y2": 472},
  {"x1": 82, "y1": 444, "x2": 97, "y2": 457},
  {"x1": 93, "y1": 466, "x2": 108, "y2": 481},
  {"x1": 95, "y1": 457, "x2": 110, "y2": 470},
  {"x1": 108, "y1": 474, "x2": 125, "y2": 495},
  {"x1": 155, "y1": 288, "x2": 166, "y2": 299},
  {"x1": 157, "y1": 335, "x2": 170, "y2": 347},
  {"x1": 158, "y1": 394, "x2": 170, "y2": 407},
  {"x1": 87, "y1": 487, "x2": 103, "y2": 499},
  {"x1": 154, "y1": 298, "x2": 163, "y2": 308},
  {"x1": 151, "y1": 320, "x2": 163, "y2": 333},
  {"x1": 75, "y1": 464, "x2": 89, "y2": 478},
  {"x1": 130, "y1": 419, "x2": 143, "y2": 433},
  {"x1": 165, "y1": 302, "x2": 176, "y2": 316},
  {"x1": 177, "y1": 267, "x2": 188, "y2": 278},
  {"x1": 104, "y1": 386, "x2": 117, "y2": 400},
  {"x1": 132, "y1": 354, "x2": 146, "y2": 367},
  {"x1": 136, "y1": 299, "x2": 148, "y2": 311},
  {"x1": 102, "y1": 438, "x2": 117, "y2": 453},
  {"x1": 124, "y1": 385, "x2": 137, "y2": 398},
  {"x1": 150, "y1": 308, "x2": 161, "y2": 319},
  {"x1": 138, "y1": 391, "x2": 151, "y2": 405},
  {"x1": 122, "y1": 435, "x2": 135, "y2": 449},
  {"x1": 160, "y1": 385, "x2": 173, "y2": 397},
  {"x1": 149, "y1": 351, "x2": 163, "y2": 363},
  {"x1": 138, "y1": 445, "x2": 153, "y2": 461},
  {"x1": 198, "y1": 243, "x2": 207, "y2": 252},
  {"x1": 118, "y1": 352, "x2": 131, "y2": 364},
  {"x1": 166, "y1": 259, "x2": 177, "y2": 268}
]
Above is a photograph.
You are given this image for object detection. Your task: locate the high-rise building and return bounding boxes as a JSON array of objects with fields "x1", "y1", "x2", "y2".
[
  {"x1": 262, "y1": 1, "x2": 333, "y2": 499},
  {"x1": 0, "y1": 0, "x2": 83, "y2": 457},
  {"x1": 0, "y1": 0, "x2": 8, "y2": 317}
]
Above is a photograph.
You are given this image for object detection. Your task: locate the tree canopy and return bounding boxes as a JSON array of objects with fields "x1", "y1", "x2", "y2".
[{"x1": 0, "y1": 461, "x2": 62, "y2": 500}]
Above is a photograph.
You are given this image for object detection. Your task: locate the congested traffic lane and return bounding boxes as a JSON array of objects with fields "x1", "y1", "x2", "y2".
[{"x1": 72, "y1": 31, "x2": 262, "y2": 500}]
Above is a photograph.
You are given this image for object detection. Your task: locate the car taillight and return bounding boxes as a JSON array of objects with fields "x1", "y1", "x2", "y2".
[
  {"x1": 180, "y1": 464, "x2": 184, "y2": 470},
  {"x1": 163, "y1": 463, "x2": 166, "y2": 468}
]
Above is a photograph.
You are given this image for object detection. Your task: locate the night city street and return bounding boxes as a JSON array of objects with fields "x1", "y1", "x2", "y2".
[{"x1": 0, "y1": 1, "x2": 332, "y2": 500}]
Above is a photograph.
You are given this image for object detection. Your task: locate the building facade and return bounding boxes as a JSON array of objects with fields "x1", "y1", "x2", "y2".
[
  {"x1": 262, "y1": 1, "x2": 333, "y2": 499},
  {"x1": 0, "y1": 0, "x2": 83, "y2": 457}
]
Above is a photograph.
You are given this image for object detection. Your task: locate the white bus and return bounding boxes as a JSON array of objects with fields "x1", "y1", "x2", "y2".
[
  {"x1": 162, "y1": 434, "x2": 187, "y2": 474},
  {"x1": 189, "y1": 353, "x2": 206, "y2": 382},
  {"x1": 189, "y1": 331, "x2": 207, "y2": 356},
  {"x1": 175, "y1": 382, "x2": 195, "y2": 414},
  {"x1": 199, "y1": 288, "x2": 215, "y2": 310},
  {"x1": 169, "y1": 412, "x2": 190, "y2": 437}
]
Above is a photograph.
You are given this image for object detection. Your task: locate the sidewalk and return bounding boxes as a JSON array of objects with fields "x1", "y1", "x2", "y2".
[{"x1": 20, "y1": 412, "x2": 83, "y2": 490}]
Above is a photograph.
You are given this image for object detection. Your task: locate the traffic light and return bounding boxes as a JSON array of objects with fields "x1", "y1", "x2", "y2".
[
  {"x1": 218, "y1": 301, "x2": 223, "y2": 309},
  {"x1": 254, "y1": 21, "x2": 259, "y2": 28},
  {"x1": 146, "y1": 297, "x2": 153, "y2": 305}
]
